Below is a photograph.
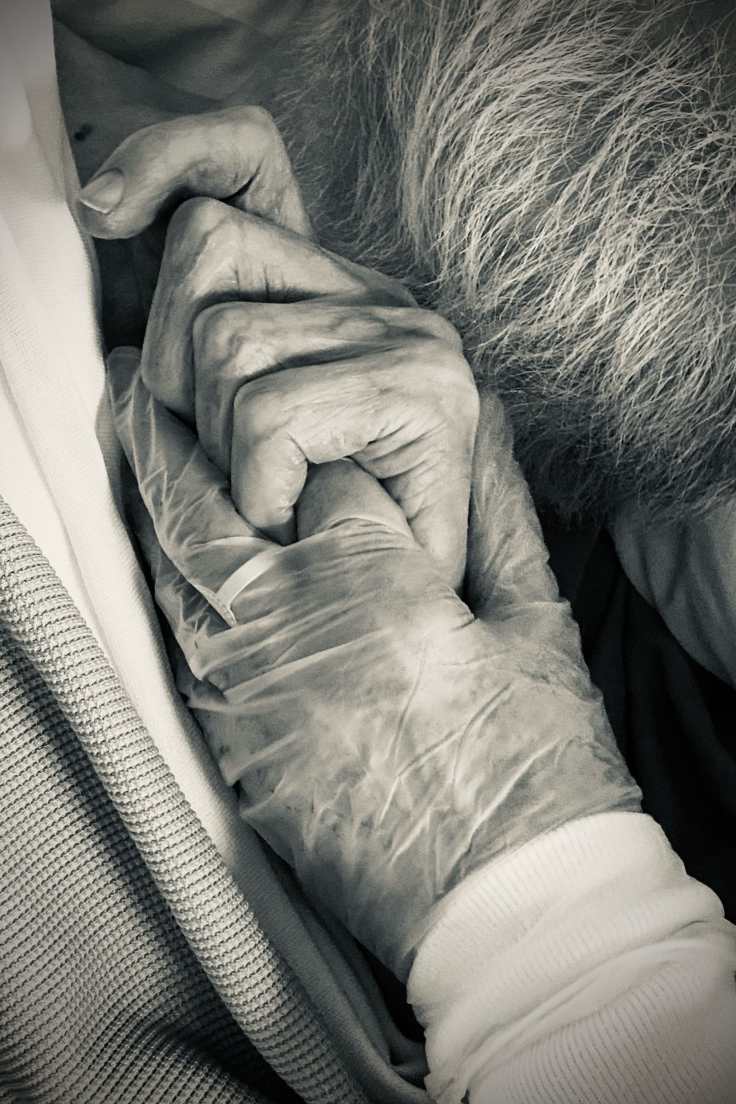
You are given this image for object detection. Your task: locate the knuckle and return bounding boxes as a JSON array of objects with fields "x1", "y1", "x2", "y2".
[
  {"x1": 230, "y1": 104, "x2": 287, "y2": 164},
  {"x1": 382, "y1": 276, "x2": 417, "y2": 308},
  {"x1": 326, "y1": 304, "x2": 397, "y2": 344},
  {"x1": 445, "y1": 366, "x2": 480, "y2": 440},
  {"x1": 233, "y1": 379, "x2": 282, "y2": 440},
  {"x1": 230, "y1": 209, "x2": 290, "y2": 264},
  {"x1": 193, "y1": 303, "x2": 254, "y2": 368},
  {"x1": 375, "y1": 276, "x2": 418, "y2": 308},
  {"x1": 344, "y1": 258, "x2": 416, "y2": 307},
  {"x1": 236, "y1": 210, "x2": 272, "y2": 251},
  {"x1": 236, "y1": 103, "x2": 276, "y2": 137},
  {"x1": 192, "y1": 303, "x2": 230, "y2": 365},
  {"x1": 167, "y1": 195, "x2": 231, "y2": 245},
  {"x1": 381, "y1": 306, "x2": 464, "y2": 355},
  {"x1": 163, "y1": 197, "x2": 239, "y2": 290},
  {"x1": 413, "y1": 308, "x2": 465, "y2": 351},
  {"x1": 405, "y1": 357, "x2": 479, "y2": 442}
]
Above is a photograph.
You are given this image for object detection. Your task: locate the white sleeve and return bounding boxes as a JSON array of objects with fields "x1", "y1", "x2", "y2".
[{"x1": 407, "y1": 811, "x2": 736, "y2": 1104}]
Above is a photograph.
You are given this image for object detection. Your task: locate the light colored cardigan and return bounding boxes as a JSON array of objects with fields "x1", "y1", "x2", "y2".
[{"x1": 0, "y1": 497, "x2": 429, "y2": 1103}]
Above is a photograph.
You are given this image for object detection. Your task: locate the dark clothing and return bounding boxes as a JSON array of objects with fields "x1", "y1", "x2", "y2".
[{"x1": 544, "y1": 518, "x2": 736, "y2": 921}]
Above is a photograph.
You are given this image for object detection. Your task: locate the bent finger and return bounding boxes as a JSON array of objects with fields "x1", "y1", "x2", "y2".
[
  {"x1": 228, "y1": 354, "x2": 472, "y2": 583},
  {"x1": 142, "y1": 202, "x2": 410, "y2": 419},
  {"x1": 107, "y1": 346, "x2": 278, "y2": 623},
  {"x1": 78, "y1": 105, "x2": 311, "y2": 240},
  {"x1": 228, "y1": 359, "x2": 386, "y2": 540},
  {"x1": 192, "y1": 299, "x2": 398, "y2": 473}
]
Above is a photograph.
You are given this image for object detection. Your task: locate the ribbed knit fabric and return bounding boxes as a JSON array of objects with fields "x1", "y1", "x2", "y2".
[
  {"x1": 0, "y1": 498, "x2": 371, "y2": 1104},
  {"x1": 408, "y1": 812, "x2": 736, "y2": 1104}
]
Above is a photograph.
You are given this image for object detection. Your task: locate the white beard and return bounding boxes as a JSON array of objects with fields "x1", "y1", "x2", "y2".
[{"x1": 275, "y1": 0, "x2": 736, "y2": 522}]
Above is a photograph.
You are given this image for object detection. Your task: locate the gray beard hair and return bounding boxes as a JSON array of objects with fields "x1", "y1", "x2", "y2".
[{"x1": 273, "y1": 0, "x2": 736, "y2": 523}]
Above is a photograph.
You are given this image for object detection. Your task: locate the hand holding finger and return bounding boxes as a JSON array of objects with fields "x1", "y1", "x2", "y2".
[
  {"x1": 78, "y1": 104, "x2": 413, "y2": 422},
  {"x1": 107, "y1": 345, "x2": 417, "y2": 622},
  {"x1": 88, "y1": 107, "x2": 469, "y2": 584},
  {"x1": 192, "y1": 298, "x2": 477, "y2": 582},
  {"x1": 108, "y1": 345, "x2": 639, "y2": 985}
]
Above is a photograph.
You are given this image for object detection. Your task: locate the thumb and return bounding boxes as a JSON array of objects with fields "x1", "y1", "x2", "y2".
[
  {"x1": 465, "y1": 390, "x2": 561, "y2": 622},
  {"x1": 77, "y1": 105, "x2": 310, "y2": 240},
  {"x1": 296, "y1": 460, "x2": 413, "y2": 542}
]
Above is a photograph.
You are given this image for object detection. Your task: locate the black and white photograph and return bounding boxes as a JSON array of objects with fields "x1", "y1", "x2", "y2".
[{"x1": 1, "y1": 1, "x2": 735, "y2": 1101}]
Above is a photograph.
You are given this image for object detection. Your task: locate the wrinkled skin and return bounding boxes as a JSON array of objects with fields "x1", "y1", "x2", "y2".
[{"x1": 80, "y1": 109, "x2": 479, "y2": 587}]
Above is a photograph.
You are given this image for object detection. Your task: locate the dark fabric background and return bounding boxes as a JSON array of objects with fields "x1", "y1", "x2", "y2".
[{"x1": 543, "y1": 517, "x2": 736, "y2": 921}]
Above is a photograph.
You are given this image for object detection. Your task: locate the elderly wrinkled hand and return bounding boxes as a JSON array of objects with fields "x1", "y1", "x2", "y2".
[
  {"x1": 80, "y1": 107, "x2": 478, "y2": 588},
  {"x1": 107, "y1": 350, "x2": 640, "y2": 980}
]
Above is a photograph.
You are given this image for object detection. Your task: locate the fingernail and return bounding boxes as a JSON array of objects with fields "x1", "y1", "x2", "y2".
[{"x1": 79, "y1": 169, "x2": 125, "y2": 214}]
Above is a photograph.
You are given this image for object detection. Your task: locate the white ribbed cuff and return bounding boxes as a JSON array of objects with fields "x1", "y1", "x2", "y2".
[{"x1": 407, "y1": 812, "x2": 736, "y2": 1104}]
